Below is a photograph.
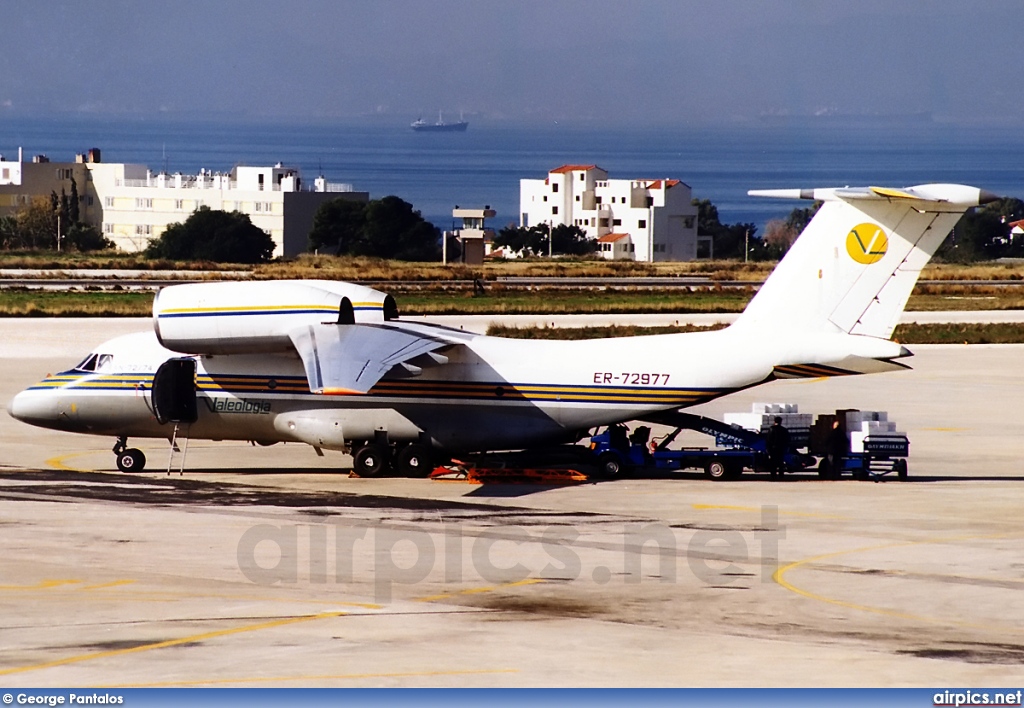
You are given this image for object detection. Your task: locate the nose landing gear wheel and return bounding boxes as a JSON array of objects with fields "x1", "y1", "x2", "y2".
[{"x1": 116, "y1": 448, "x2": 146, "y2": 473}]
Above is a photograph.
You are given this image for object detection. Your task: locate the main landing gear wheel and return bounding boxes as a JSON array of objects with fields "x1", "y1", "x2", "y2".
[
  {"x1": 116, "y1": 448, "x2": 146, "y2": 473},
  {"x1": 396, "y1": 444, "x2": 433, "y2": 478},
  {"x1": 353, "y1": 444, "x2": 389, "y2": 477}
]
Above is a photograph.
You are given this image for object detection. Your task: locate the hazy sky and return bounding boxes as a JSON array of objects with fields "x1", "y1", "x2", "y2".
[{"x1": 3, "y1": 0, "x2": 1022, "y2": 126}]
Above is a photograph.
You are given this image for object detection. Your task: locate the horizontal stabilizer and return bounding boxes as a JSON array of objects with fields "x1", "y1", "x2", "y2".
[
  {"x1": 289, "y1": 323, "x2": 456, "y2": 394},
  {"x1": 749, "y1": 183, "x2": 999, "y2": 208}
]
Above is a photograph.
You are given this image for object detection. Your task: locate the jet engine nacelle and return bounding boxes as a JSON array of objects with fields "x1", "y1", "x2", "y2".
[{"x1": 153, "y1": 280, "x2": 398, "y2": 355}]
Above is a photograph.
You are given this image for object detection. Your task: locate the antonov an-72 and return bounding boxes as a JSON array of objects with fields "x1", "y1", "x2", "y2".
[{"x1": 9, "y1": 184, "x2": 995, "y2": 476}]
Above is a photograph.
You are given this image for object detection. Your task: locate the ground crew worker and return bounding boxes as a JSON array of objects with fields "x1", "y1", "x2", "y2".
[
  {"x1": 766, "y1": 416, "x2": 790, "y2": 478},
  {"x1": 826, "y1": 419, "x2": 848, "y2": 476}
]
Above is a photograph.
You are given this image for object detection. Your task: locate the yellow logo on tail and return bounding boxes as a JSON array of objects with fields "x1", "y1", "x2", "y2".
[{"x1": 846, "y1": 223, "x2": 888, "y2": 264}]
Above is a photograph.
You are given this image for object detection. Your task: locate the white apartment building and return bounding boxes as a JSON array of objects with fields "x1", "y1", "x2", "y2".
[
  {"x1": 520, "y1": 164, "x2": 699, "y2": 261},
  {"x1": 0, "y1": 149, "x2": 367, "y2": 258}
]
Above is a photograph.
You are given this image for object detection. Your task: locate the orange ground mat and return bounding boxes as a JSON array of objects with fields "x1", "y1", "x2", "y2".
[{"x1": 428, "y1": 463, "x2": 589, "y2": 484}]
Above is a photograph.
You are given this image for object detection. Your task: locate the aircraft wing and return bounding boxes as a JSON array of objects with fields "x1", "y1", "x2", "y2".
[{"x1": 289, "y1": 323, "x2": 461, "y2": 394}]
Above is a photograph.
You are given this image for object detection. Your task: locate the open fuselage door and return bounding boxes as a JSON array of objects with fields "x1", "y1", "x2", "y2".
[
  {"x1": 151, "y1": 357, "x2": 198, "y2": 473},
  {"x1": 152, "y1": 357, "x2": 198, "y2": 425}
]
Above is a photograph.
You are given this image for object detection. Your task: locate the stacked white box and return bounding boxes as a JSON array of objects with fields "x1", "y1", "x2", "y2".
[
  {"x1": 849, "y1": 416, "x2": 905, "y2": 453},
  {"x1": 724, "y1": 403, "x2": 812, "y2": 439},
  {"x1": 843, "y1": 410, "x2": 888, "y2": 430},
  {"x1": 863, "y1": 420, "x2": 897, "y2": 434},
  {"x1": 723, "y1": 412, "x2": 767, "y2": 432}
]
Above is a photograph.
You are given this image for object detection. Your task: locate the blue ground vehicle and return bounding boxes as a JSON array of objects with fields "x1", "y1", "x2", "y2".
[
  {"x1": 589, "y1": 411, "x2": 815, "y2": 480},
  {"x1": 816, "y1": 451, "x2": 908, "y2": 480},
  {"x1": 813, "y1": 433, "x2": 909, "y2": 480}
]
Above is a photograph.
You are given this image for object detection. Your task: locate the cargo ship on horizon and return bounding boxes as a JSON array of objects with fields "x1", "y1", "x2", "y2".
[{"x1": 411, "y1": 111, "x2": 468, "y2": 132}]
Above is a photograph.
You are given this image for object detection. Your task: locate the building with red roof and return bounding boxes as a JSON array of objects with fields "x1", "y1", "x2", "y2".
[{"x1": 519, "y1": 165, "x2": 698, "y2": 261}]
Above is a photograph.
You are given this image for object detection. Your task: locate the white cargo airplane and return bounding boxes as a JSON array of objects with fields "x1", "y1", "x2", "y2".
[{"x1": 9, "y1": 184, "x2": 995, "y2": 477}]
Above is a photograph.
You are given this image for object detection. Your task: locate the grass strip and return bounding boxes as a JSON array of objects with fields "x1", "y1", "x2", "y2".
[
  {"x1": 2, "y1": 285, "x2": 1024, "y2": 321},
  {"x1": 487, "y1": 322, "x2": 1024, "y2": 344},
  {"x1": 0, "y1": 290, "x2": 152, "y2": 316},
  {"x1": 6, "y1": 251, "x2": 1024, "y2": 283}
]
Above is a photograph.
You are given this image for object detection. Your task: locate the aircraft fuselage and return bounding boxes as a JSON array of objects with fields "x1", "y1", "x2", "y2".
[{"x1": 12, "y1": 327, "x2": 771, "y2": 453}]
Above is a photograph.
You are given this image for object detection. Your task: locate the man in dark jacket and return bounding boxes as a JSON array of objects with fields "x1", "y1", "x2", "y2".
[
  {"x1": 766, "y1": 416, "x2": 790, "y2": 478},
  {"x1": 826, "y1": 419, "x2": 848, "y2": 477}
]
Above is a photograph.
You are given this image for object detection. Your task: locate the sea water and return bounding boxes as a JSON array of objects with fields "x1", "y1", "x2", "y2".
[{"x1": 1, "y1": 114, "x2": 1021, "y2": 237}]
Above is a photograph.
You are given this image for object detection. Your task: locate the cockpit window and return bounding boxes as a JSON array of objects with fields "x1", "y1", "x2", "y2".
[
  {"x1": 72, "y1": 352, "x2": 113, "y2": 373},
  {"x1": 74, "y1": 354, "x2": 98, "y2": 372}
]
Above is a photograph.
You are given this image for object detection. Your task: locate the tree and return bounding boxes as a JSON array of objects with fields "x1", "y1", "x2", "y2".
[
  {"x1": 935, "y1": 198, "x2": 1024, "y2": 262},
  {"x1": 762, "y1": 219, "x2": 799, "y2": 259},
  {"x1": 494, "y1": 225, "x2": 546, "y2": 256},
  {"x1": 65, "y1": 223, "x2": 114, "y2": 252},
  {"x1": 362, "y1": 196, "x2": 441, "y2": 261},
  {"x1": 691, "y1": 197, "x2": 757, "y2": 259},
  {"x1": 0, "y1": 215, "x2": 19, "y2": 249},
  {"x1": 718, "y1": 223, "x2": 758, "y2": 260},
  {"x1": 146, "y1": 207, "x2": 275, "y2": 263},
  {"x1": 18, "y1": 197, "x2": 58, "y2": 249},
  {"x1": 785, "y1": 202, "x2": 821, "y2": 234},
  {"x1": 692, "y1": 198, "x2": 721, "y2": 236},
  {"x1": 492, "y1": 223, "x2": 595, "y2": 257},
  {"x1": 308, "y1": 198, "x2": 369, "y2": 255},
  {"x1": 551, "y1": 224, "x2": 596, "y2": 256},
  {"x1": 69, "y1": 176, "x2": 80, "y2": 224},
  {"x1": 308, "y1": 195, "x2": 441, "y2": 261},
  {"x1": 983, "y1": 196, "x2": 1024, "y2": 225},
  {"x1": 49, "y1": 191, "x2": 60, "y2": 245},
  {"x1": 59, "y1": 187, "x2": 70, "y2": 238}
]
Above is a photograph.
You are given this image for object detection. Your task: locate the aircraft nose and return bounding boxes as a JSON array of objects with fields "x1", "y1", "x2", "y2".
[{"x1": 8, "y1": 389, "x2": 59, "y2": 426}]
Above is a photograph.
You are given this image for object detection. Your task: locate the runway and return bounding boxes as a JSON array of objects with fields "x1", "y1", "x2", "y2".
[{"x1": 1, "y1": 320, "x2": 1023, "y2": 686}]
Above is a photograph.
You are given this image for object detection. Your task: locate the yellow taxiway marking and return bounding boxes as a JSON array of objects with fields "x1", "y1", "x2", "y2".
[
  {"x1": 415, "y1": 578, "x2": 545, "y2": 603},
  {"x1": 773, "y1": 541, "x2": 925, "y2": 621},
  {"x1": 105, "y1": 590, "x2": 383, "y2": 610},
  {"x1": 0, "y1": 610, "x2": 349, "y2": 677},
  {"x1": 0, "y1": 578, "x2": 136, "y2": 593},
  {"x1": 773, "y1": 532, "x2": 1022, "y2": 629},
  {"x1": 44, "y1": 450, "x2": 106, "y2": 473},
  {"x1": 79, "y1": 580, "x2": 137, "y2": 591},
  {"x1": 0, "y1": 579, "x2": 82, "y2": 591},
  {"x1": 692, "y1": 503, "x2": 846, "y2": 519},
  {"x1": 0, "y1": 577, "x2": 545, "y2": 676},
  {"x1": 0, "y1": 574, "x2": 384, "y2": 610},
  {"x1": 101, "y1": 668, "x2": 519, "y2": 688}
]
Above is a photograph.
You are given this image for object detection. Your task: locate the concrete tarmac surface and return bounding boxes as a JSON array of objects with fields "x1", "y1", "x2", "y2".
[{"x1": 1, "y1": 320, "x2": 1024, "y2": 687}]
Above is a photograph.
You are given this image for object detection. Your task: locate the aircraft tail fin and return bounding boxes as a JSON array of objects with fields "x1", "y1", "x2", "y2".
[{"x1": 733, "y1": 184, "x2": 997, "y2": 339}]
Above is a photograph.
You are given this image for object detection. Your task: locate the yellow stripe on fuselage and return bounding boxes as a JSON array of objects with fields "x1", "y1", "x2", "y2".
[
  {"x1": 157, "y1": 301, "x2": 382, "y2": 315},
  {"x1": 31, "y1": 371, "x2": 722, "y2": 406}
]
